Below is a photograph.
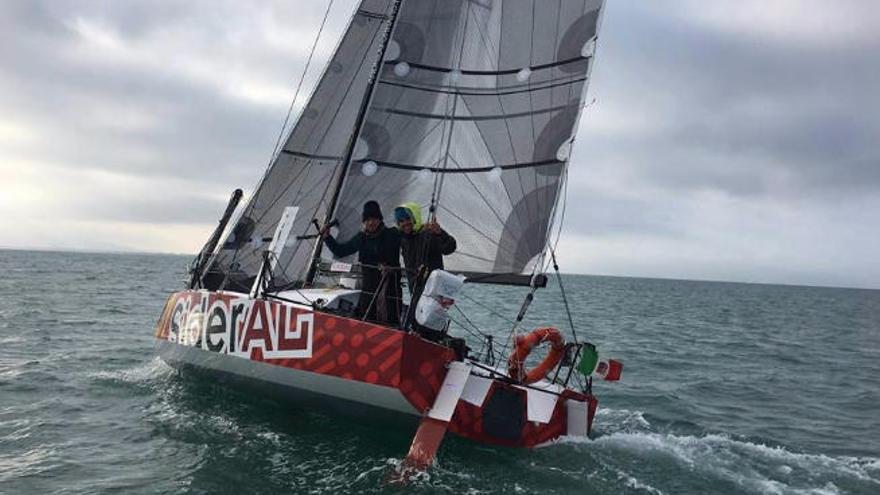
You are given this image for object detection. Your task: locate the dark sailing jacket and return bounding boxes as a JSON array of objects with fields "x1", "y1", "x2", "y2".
[
  {"x1": 324, "y1": 225, "x2": 402, "y2": 325},
  {"x1": 325, "y1": 225, "x2": 401, "y2": 268},
  {"x1": 397, "y1": 203, "x2": 457, "y2": 295}
]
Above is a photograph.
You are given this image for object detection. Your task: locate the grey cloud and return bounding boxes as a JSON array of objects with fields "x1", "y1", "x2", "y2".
[
  {"x1": 74, "y1": 193, "x2": 229, "y2": 225},
  {"x1": 0, "y1": 1, "x2": 342, "y2": 189},
  {"x1": 559, "y1": 186, "x2": 686, "y2": 239},
  {"x1": 583, "y1": 1, "x2": 880, "y2": 200}
]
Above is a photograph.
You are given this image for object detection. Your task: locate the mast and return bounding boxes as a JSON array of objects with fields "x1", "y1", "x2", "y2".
[{"x1": 304, "y1": 0, "x2": 405, "y2": 286}]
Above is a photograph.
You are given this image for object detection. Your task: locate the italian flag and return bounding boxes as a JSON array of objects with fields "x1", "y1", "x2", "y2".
[{"x1": 577, "y1": 344, "x2": 623, "y2": 381}]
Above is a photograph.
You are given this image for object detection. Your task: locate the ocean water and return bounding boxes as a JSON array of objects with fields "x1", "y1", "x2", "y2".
[{"x1": 0, "y1": 249, "x2": 878, "y2": 494}]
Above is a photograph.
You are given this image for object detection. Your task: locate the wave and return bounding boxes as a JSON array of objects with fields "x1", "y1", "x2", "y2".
[
  {"x1": 592, "y1": 431, "x2": 880, "y2": 493},
  {"x1": 595, "y1": 407, "x2": 652, "y2": 433},
  {"x1": 614, "y1": 468, "x2": 666, "y2": 495},
  {"x1": 541, "y1": 407, "x2": 879, "y2": 493},
  {"x1": 88, "y1": 357, "x2": 172, "y2": 384}
]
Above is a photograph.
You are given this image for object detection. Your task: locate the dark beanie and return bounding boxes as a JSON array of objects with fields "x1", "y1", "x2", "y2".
[{"x1": 362, "y1": 200, "x2": 383, "y2": 221}]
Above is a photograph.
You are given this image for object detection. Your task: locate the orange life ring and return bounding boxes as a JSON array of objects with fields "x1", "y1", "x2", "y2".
[{"x1": 507, "y1": 327, "x2": 566, "y2": 384}]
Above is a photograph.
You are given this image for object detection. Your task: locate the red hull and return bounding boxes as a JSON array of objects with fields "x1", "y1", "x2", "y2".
[{"x1": 155, "y1": 290, "x2": 596, "y2": 448}]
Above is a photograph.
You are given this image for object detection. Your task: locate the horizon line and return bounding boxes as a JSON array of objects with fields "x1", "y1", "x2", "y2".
[{"x1": 2, "y1": 245, "x2": 877, "y2": 292}]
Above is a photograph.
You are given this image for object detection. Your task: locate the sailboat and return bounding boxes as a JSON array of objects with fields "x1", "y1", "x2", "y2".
[{"x1": 154, "y1": 0, "x2": 620, "y2": 470}]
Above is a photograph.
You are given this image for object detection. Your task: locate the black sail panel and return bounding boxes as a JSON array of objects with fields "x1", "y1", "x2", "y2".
[
  {"x1": 206, "y1": 0, "x2": 397, "y2": 290},
  {"x1": 332, "y1": 0, "x2": 604, "y2": 283}
]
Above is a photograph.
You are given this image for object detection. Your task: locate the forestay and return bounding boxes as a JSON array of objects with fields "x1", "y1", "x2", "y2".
[{"x1": 331, "y1": 0, "x2": 604, "y2": 285}]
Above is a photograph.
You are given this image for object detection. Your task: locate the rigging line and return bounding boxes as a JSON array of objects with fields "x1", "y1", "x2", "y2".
[
  {"x1": 431, "y1": 205, "x2": 502, "y2": 253},
  {"x1": 530, "y1": 1, "x2": 567, "y2": 234},
  {"x1": 502, "y1": 284, "x2": 536, "y2": 357},
  {"x1": 306, "y1": 3, "x2": 408, "y2": 286},
  {"x1": 445, "y1": 303, "x2": 497, "y2": 341},
  {"x1": 432, "y1": 88, "x2": 458, "y2": 213},
  {"x1": 445, "y1": 314, "x2": 506, "y2": 364},
  {"x1": 364, "y1": 0, "x2": 432, "y2": 151},
  {"x1": 487, "y1": 4, "x2": 517, "y2": 169},
  {"x1": 452, "y1": 97, "x2": 519, "y2": 230},
  {"x1": 340, "y1": 148, "x2": 449, "y2": 214},
  {"x1": 528, "y1": 0, "x2": 537, "y2": 153},
  {"x1": 249, "y1": 16, "x2": 389, "y2": 229},
  {"x1": 442, "y1": 5, "x2": 516, "y2": 226},
  {"x1": 262, "y1": 253, "x2": 318, "y2": 306},
  {"x1": 475, "y1": 6, "x2": 531, "y2": 237},
  {"x1": 457, "y1": 290, "x2": 518, "y2": 326},
  {"x1": 369, "y1": 0, "x2": 440, "y2": 137},
  {"x1": 360, "y1": 269, "x2": 388, "y2": 322},
  {"x1": 337, "y1": 139, "x2": 453, "y2": 208},
  {"x1": 232, "y1": 161, "x2": 332, "y2": 277},
  {"x1": 269, "y1": 0, "x2": 336, "y2": 165},
  {"x1": 538, "y1": 5, "x2": 597, "y2": 273},
  {"x1": 446, "y1": 154, "x2": 506, "y2": 227},
  {"x1": 450, "y1": 250, "x2": 496, "y2": 264},
  {"x1": 432, "y1": 0, "x2": 471, "y2": 216},
  {"x1": 430, "y1": 69, "x2": 453, "y2": 216},
  {"x1": 528, "y1": 6, "x2": 541, "y2": 239},
  {"x1": 256, "y1": 6, "x2": 408, "y2": 237},
  {"x1": 542, "y1": 115, "x2": 576, "y2": 273},
  {"x1": 318, "y1": 0, "x2": 405, "y2": 230},
  {"x1": 464, "y1": 3, "x2": 498, "y2": 90},
  {"x1": 544, "y1": 7, "x2": 590, "y2": 254},
  {"x1": 240, "y1": 0, "x2": 339, "y2": 242},
  {"x1": 530, "y1": 1, "x2": 566, "y2": 240},
  {"x1": 283, "y1": 162, "x2": 322, "y2": 212},
  {"x1": 450, "y1": 306, "x2": 489, "y2": 340},
  {"x1": 540, "y1": 150, "x2": 572, "y2": 278},
  {"x1": 246, "y1": 160, "x2": 315, "y2": 230},
  {"x1": 405, "y1": 118, "x2": 445, "y2": 155},
  {"x1": 446, "y1": 314, "x2": 484, "y2": 344},
  {"x1": 285, "y1": 171, "x2": 341, "y2": 260},
  {"x1": 290, "y1": 163, "x2": 338, "y2": 209},
  {"x1": 552, "y1": 167, "x2": 569, "y2": 253},
  {"x1": 293, "y1": 7, "x2": 391, "y2": 154},
  {"x1": 447, "y1": 319, "x2": 508, "y2": 367},
  {"x1": 550, "y1": 246, "x2": 579, "y2": 345}
]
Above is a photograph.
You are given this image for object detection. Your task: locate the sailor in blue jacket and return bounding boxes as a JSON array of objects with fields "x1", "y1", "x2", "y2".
[{"x1": 322, "y1": 201, "x2": 402, "y2": 325}]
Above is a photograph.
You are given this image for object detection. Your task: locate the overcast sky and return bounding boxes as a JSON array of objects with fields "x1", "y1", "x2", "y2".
[{"x1": 1, "y1": 1, "x2": 878, "y2": 289}]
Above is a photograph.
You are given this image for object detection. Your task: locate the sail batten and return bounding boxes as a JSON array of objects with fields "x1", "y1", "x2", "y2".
[
  {"x1": 382, "y1": 55, "x2": 589, "y2": 75},
  {"x1": 379, "y1": 76, "x2": 589, "y2": 97}
]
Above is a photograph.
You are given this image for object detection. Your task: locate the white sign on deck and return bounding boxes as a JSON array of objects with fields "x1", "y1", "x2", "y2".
[{"x1": 251, "y1": 206, "x2": 299, "y2": 297}]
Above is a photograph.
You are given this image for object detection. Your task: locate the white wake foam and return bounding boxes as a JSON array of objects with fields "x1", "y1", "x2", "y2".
[
  {"x1": 594, "y1": 407, "x2": 651, "y2": 433},
  {"x1": 89, "y1": 357, "x2": 172, "y2": 384},
  {"x1": 594, "y1": 431, "x2": 880, "y2": 493},
  {"x1": 615, "y1": 468, "x2": 666, "y2": 495}
]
